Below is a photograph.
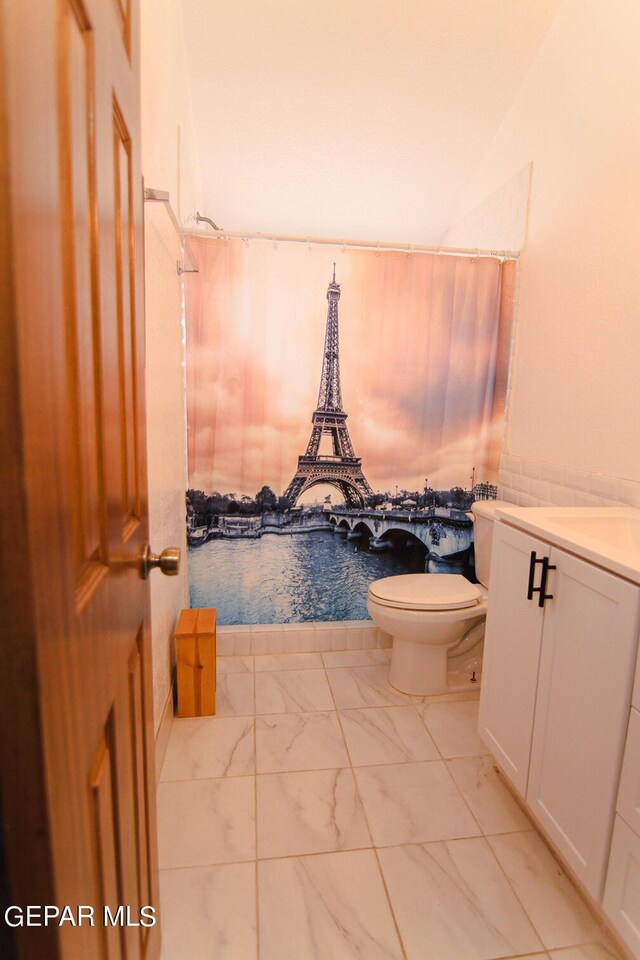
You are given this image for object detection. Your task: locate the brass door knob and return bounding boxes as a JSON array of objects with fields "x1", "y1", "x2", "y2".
[{"x1": 139, "y1": 544, "x2": 181, "y2": 579}]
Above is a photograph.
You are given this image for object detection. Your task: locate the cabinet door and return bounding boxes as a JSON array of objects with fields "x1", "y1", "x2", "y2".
[
  {"x1": 603, "y1": 816, "x2": 640, "y2": 958},
  {"x1": 527, "y1": 548, "x2": 640, "y2": 900},
  {"x1": 618, "y1": 708, "x2": 640, "y2": 837},
  {"x1": 478, "y1": 523, "x2": 547, "y2": 797}
]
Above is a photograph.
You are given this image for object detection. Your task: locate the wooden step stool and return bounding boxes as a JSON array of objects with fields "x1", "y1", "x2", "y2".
[{"x1": 175, "y1": 608, "x2": 216, "y2": 717}]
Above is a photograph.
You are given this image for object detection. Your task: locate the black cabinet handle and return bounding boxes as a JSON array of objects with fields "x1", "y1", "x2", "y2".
[
  {"x1": 527, "y1": 550, "x2": 556, "y2": 607},
  {"x1": 538, "y1": 557, "x2": 556, "y2": 608},
  {"x1": 527, "y1": 551, "x2": 544, "y2": 600}
]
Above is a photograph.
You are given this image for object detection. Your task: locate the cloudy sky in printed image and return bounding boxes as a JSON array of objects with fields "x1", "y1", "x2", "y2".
[{"x1": 185, "y1": 238, "x2": 511, "y2": 499}]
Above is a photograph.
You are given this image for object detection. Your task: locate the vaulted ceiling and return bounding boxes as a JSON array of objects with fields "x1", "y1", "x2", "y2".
[{"x1": 180, "y1": 0, "x2": 561, "y2": 244}]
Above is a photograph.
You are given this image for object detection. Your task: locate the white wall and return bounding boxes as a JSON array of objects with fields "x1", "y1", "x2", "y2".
[
  {"x1": 141, "y1": 0, "x2": 201, "y2": 733},
  {"x1": 141, "y1": 0, "x2": 201, "y2": 220},
  {"x1": 444, "y1": 164, "x2": 532, "y2": 255},
  {"x1": 180, "y1": 0, "x2": 560, "y2": 244},
  {"x1": 450, "y1": 0, "x2": 640, "y2": 508}
]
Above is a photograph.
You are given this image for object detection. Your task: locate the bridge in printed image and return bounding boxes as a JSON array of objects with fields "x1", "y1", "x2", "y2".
[{"x1": 327, "y1": 507, "x2": 473, "y2": 562}]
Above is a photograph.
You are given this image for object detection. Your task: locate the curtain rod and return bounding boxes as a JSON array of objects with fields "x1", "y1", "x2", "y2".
[{"x1": 183, "y1": 225, "x2": 519, "y2": 261}]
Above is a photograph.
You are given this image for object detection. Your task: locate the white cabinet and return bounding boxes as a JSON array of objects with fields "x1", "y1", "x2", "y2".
[
  {"x1": 603, "y1": 816, "x2": 640, "y2": 957},
  {"x1": 610, "y1": 707, "x2": 640, "y2": 843},
  {"x1": 479, "y1": 521, "x2": 640, "y2": 900},
  {"x1": 478, "y1": 523, "x2": 546, "y2": 797},
  {"x1": 603, "y1": 707, "x2": 640, "y2": 957},
  {"x1": 633, "y1": 647, "x2": 640, "y2": 710},
  {"x1": 527, "y1": 549, "x2": 639, "y2": 899}
]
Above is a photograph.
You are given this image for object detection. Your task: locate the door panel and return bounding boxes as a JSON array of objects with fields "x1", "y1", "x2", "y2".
[
  {"x1": 617, "y1": 708, "x2": 640, "y2": 838},
  {"x1": 1, "y1": 0, "x2": 159, "y2": 957},
  {"x1": 113, "y1": 99, "x2": 141, "y2": 538},
  {"x1": 58, "y1": 0, "x2": 109, "y2": 603},
  {"x1": 604, "y1": 816, "x2": 640, "y2": 957},
  {"x1": 89, "y1": 733, "x2": 124, "y2": 960},
  {"x1": 478, "y1": 523, "x2": 546, "y2": 797},
  {"x1": 128, "y1": 633, "x2": 153, "y2": 957},
  {"x1": 527, "y1": 548, "x2": 640, "y2": 900}
]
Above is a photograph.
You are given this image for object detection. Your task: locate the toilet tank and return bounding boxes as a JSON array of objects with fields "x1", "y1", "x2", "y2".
[{"x1": 470, "y1": 499, "x2": 509, "y2": 588}]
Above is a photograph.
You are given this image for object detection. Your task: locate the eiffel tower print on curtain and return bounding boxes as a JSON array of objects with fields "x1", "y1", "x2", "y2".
[{"x1": 283, "y1": 268, "x2": 374, "y2": 508}]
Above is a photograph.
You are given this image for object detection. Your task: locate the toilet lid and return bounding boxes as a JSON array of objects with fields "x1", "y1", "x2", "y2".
[{"x1": 368, "y1": 574, "x2": 481, "y2": 610}]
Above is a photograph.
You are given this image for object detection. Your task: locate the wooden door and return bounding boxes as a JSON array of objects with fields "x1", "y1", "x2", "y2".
[
  {"x1": 477, "y1": 523, "x2": 547, "y2": 797},
  {"x1": 527, "y1": 548, "x2": 640, "y2": 900},
  {"x1": 0, "y1": 1, "x2": 161, "y2": 958}
]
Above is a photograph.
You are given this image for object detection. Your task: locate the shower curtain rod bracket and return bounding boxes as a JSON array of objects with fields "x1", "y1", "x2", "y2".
[
  {"x1": 144, "y1": 187, "x2": 199, "y2": 274},
  {"x1": 177, "y1": 261, "x2": 199, "y2": 275}
]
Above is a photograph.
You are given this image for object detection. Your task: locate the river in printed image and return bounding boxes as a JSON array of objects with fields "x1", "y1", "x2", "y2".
[{"x1": 188, "y1": 530, "x2": 426, "y2": 624}]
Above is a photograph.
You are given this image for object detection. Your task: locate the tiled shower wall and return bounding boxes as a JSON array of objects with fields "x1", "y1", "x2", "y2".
[
  {"x1": 218, "y1": 621, "x2": 392, "y2": 657},
  {"x1": 498, "y1": 454, "x2": 640, "y2": 510}
]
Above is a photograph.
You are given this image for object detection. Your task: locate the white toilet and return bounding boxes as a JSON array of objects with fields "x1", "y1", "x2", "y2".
[{"x1": 367, "y1": 499, "x2": 504, "y2": 696}]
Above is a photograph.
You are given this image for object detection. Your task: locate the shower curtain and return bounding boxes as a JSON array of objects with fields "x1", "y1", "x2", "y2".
[{"x1": 184, "y1": 238, "x2": 515, "y2": 624}]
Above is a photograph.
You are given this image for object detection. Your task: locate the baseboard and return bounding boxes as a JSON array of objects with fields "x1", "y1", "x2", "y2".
[{"x1": 154, "y1": 682, "x2": 175, "y2": 784}]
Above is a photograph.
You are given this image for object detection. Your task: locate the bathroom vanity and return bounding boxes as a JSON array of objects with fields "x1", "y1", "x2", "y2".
[{"x1": 478, "y1": 506, "x2": 640, "y2": 958}]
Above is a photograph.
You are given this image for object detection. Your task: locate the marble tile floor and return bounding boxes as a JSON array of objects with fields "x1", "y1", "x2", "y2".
[{"x1": 157, "y1": 648, "x2": 623, "y2": 960}]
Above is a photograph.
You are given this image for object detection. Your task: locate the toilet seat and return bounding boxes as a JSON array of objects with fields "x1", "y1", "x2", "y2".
[{"x1": 368, "y1": 574, "x2": 481, "y2": 611}]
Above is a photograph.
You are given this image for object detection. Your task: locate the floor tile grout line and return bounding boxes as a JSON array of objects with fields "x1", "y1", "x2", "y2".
[
  {"x1": 483, "y1": 830, "x2": 577, "y2": 955},
  {"x1": 408, "y1": 702, "x2": 520, "y2": 851},
  {"x1": 412, "y1": 697, "x2": 489, "y2": 764},
  {"x1": 254, "y1": 710, "x2": 350, "y2": 776},
  {"x1": 254, "y1": 667, "x2": 335, "y2": 716},
  {"x1": 158, "y1": 856, "x2": 259, "y2": 873},
  {"x1": 336, "y1": 708, "x2": 443, "y2": 767},
  {"x1": 161, "y1": 652, "x2": 620, "y2": 960},
  {"x1": 328, "y1": 665, "x2": 410, "y2": 960},
  {"x1": 371, "y1": 843, "x2": 410, "y2": 960},
  {"x1": 158, "y1": 772, "x2": 256, "y2": 786},
  {"x1": 161, "y1": 769, "x2": 255, "y2": 784},
  {"x1": 252, "y1": 650, "x2": 260, "y2": 960},
  {"x1": 410, "y1": 700, "x2": 446, "y2": 763},
  {"x1": 328, "y1": 659, "x2": 546, "y2": 958},
  {"x1": 443, "y1": 756, "x2": 535, "y2": 840},
  {"x1": 323, "y1": 663, "x2": 376, "y2": 848}
]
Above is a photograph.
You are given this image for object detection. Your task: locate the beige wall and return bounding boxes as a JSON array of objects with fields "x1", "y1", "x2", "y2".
[
  {"x1": 144, "y1": 206, "x2": 189, "y2": 735},
  {"x1": 141, "y1": 0, "x2": 201, "y2": 733},
  {"x1": 449, "y1": 0, "x2": 640, "y2": 497},
  {"x1": 141, "y1": 0, "x2": 201, "y2": 220},
  {"x1": 180, "y1": 0, "x2": 560, "y2": 245}
]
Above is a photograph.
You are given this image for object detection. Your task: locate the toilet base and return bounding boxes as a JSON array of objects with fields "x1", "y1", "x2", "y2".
[{"x1": 388, "y1": 637, "x2": 480, "y2": 696}]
